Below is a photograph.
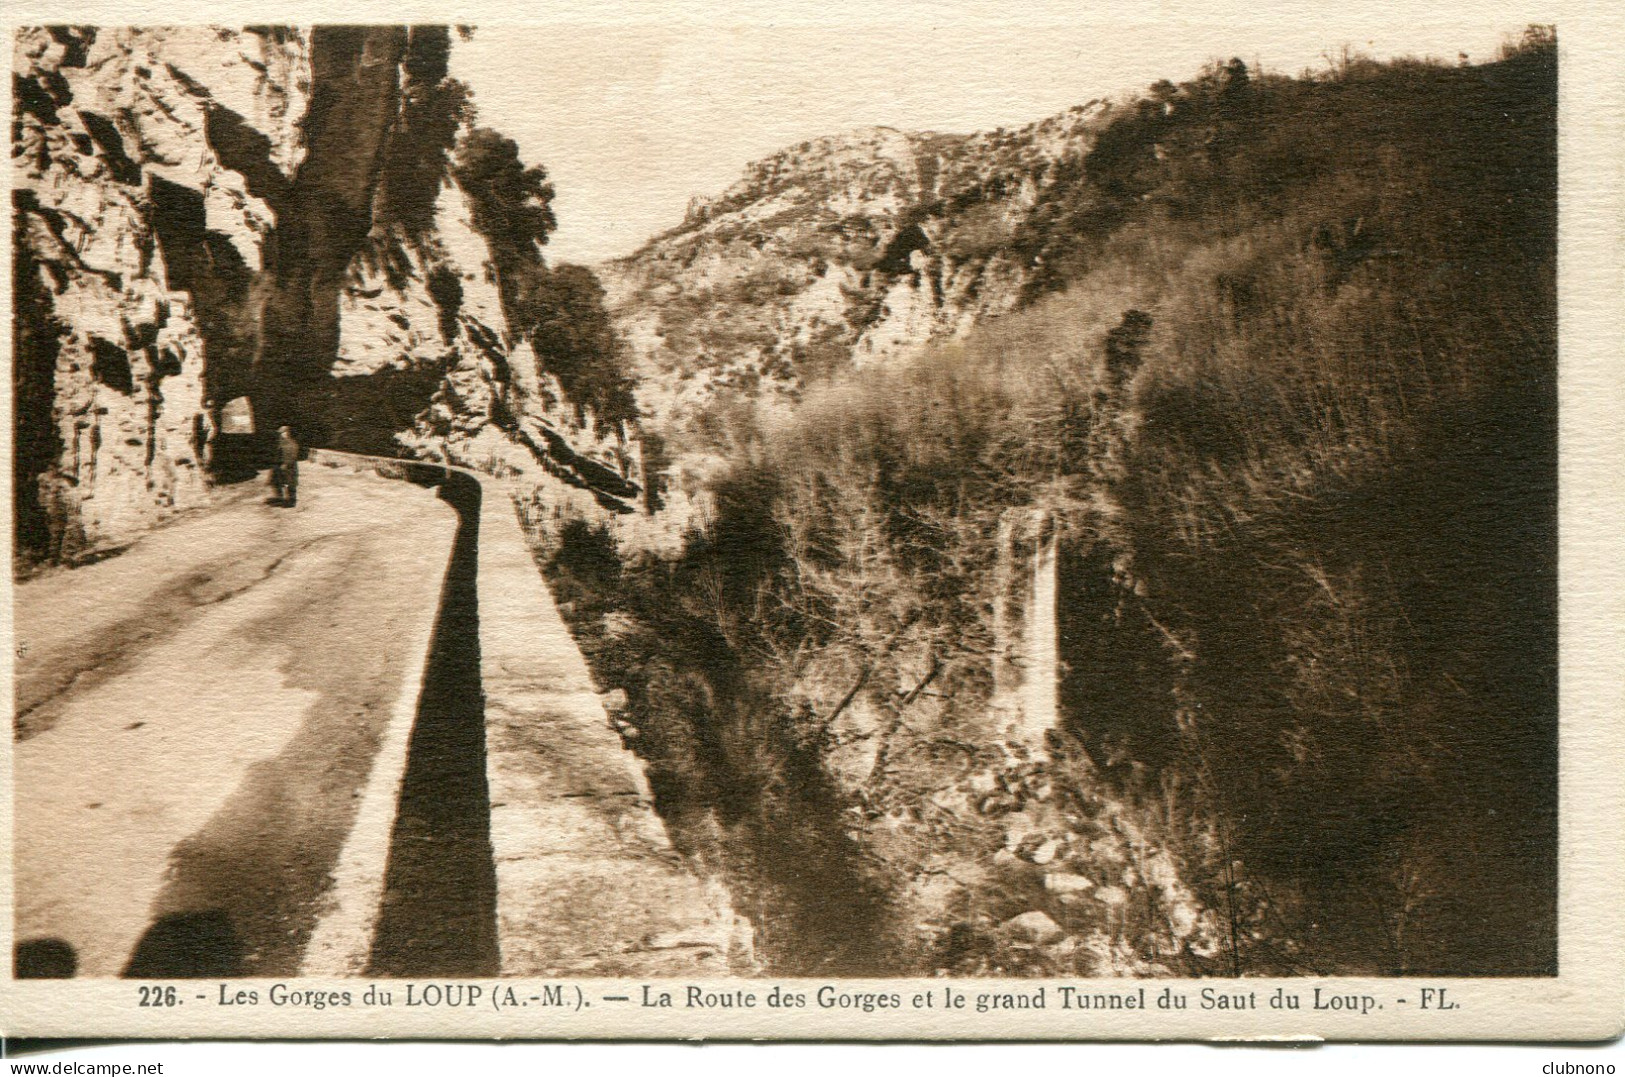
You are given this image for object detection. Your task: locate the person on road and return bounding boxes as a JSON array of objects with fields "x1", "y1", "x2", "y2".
[
  {"x1": 192, "y1": 398, "x2": 222, "y2": 483},
  {"x1": 272, "y1": 425, "x2": 300, "y2": 507}
]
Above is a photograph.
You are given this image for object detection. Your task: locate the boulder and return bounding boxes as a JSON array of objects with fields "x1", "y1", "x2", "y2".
[
  {"x1": 1001, "y1": 910, "x2": 1065, "y2": 945},
  {"x1": 1043, "y1": 871, "x2": 1094, "y2": 895}
]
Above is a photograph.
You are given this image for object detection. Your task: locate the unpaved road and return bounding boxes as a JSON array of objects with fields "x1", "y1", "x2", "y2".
[{"x1": 13, "y1": 467, "x2": 458, "y2": 978}]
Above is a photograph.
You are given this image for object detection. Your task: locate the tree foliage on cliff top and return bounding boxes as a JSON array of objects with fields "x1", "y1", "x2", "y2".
[
  {"x1": 523, "y1": 264, "x2": 639, "y2": 428},
  {"x1": 447, "y1": 128, "x2": 639, "y2": 427},
  {"x1": 452, "y1": 126, "x2": 556, "y2": 301}
]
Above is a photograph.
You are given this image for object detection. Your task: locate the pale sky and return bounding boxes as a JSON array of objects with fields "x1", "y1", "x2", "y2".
[{"x1": 450, "y1": 20, "x2": 1526, "y2": 265}]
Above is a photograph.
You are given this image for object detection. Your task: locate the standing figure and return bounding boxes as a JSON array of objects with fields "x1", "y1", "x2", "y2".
[
  {"x1": 195, "y1": 398, "x2": 219, "y2": 479},
  {"x1": 272, "y1": 425, "x2": 300, "y2": 506}
]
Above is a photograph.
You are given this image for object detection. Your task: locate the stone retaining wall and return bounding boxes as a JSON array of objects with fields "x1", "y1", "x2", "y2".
[{"x1": 310, "y1": 450, "x2": 746, "y2": 974}]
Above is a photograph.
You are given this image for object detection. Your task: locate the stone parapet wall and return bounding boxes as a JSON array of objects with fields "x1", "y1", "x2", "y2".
[{"x1": 309, "y1": 449, "x2": 748, "y2": 974}]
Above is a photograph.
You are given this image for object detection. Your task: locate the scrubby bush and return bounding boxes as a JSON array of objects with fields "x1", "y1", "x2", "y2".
[{"x1": 522, "y1": 264, "x2": 638, "y2": 428}]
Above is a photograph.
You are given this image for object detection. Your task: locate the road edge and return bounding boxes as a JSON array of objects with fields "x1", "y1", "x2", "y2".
[{"x1": 296, "y1": 457, "x2": 459, "y2": 976}]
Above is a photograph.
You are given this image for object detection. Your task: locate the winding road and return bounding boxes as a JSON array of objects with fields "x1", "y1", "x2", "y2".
[{"x1": 12, "y1": 467, "x2": 458, "y2": 978}]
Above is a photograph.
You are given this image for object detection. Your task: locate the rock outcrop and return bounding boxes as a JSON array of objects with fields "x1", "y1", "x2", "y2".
[
  {"x1": 347, "y1": 176, "x2": 649, "y2": 535},
  {"x1": 598, "y1": 106, "x2": 1109, "y2": 444},
  {"x1": 13, "y1": 26, "x2": 309, "y2": 562}
]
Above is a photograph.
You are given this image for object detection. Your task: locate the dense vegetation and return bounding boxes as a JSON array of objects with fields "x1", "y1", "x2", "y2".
[
  {"x1": 451, "y1": 129, "x2": 637, "y2": 426},
  {"x1": 547, "y1": 33, "x2": 1557, "y2": 975}
]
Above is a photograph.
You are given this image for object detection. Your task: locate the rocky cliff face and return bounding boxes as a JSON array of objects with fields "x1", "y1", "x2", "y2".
[
  {"x1": 349, "y1": 176, "x2": 649, "y2": 533},
  {"x1": 598, "y1": 105, "x2": 1107, "y2": 446},
  {"x1": 14, "y1": 24, "x2": 643, "y2": 567},
  {"x1": 13, "y1": 26, "x2": 309, "y2": 562}
]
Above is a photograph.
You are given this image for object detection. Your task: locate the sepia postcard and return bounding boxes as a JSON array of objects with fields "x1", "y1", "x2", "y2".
[{"x1": 2, "y1": 0, "x2": 1622, "y2": 1046}]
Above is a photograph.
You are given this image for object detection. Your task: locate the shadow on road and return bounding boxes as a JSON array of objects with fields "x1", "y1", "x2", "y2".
[
  {"x1": 366, "y1": 472, "x2": 500, "y2": 976},
  {"x1": 14, "y1": 938, "x2": 78, "y2": 979},
  {"x1": 123, "y1": 911, "x2": 244, "y2": 978}
]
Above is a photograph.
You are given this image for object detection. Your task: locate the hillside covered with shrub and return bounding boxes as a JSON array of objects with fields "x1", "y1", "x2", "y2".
[{"x1": 548, "y1": 32, "x2": 1557, "y2": 976}]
